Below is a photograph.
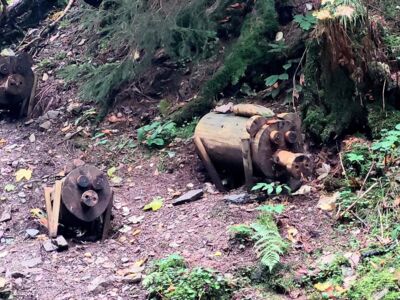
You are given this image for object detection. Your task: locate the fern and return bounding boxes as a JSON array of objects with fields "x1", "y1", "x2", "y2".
[{"x1": 250, "y1": 213, "x2": 286, "y2": 272}]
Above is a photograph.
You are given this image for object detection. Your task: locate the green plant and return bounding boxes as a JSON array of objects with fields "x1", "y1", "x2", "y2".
[
  {"x1": 371, "y1": 124, "x2": 400, "y2": 153},
  {"x1": 256, "y1": 204, "x2": 285, "y2": 214},
  {"x1": 228, "y1": 224, "x2": 253, "y2": 241},
  {"x1": 251, "y1": 182, "x2": 291, "y2": 195},
  {"x1": 293, "y1": 14, "x2": 317, "y2": 31},
  {"x1": 143, "y1": 254, "x2": 232, "y2": 300},
  {"x1": 251, "y1": 213, "x2": 287, "y2": 272},
  {"x1": 137, "y1": 121, "x2": 177, "y2": 148}
]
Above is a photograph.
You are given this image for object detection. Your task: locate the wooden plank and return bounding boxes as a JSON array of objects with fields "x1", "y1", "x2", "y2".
[
  {"x1": 194, "y1": 136, "x2": 226, "y2": 192},
  {"x1": 44, "y1": 187, "x2": 53, "y2": 231},
  {"x1": 241, "y1": 138, "x2": 254, "y2": 190},
  {"x1": 49, "y1": 180, "x2": 62, "y2": 238}
]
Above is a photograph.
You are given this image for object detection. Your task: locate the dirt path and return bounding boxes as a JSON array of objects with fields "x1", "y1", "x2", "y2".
[{"x1": 0, "y1": 118, "x2": 265, "y2": 299}]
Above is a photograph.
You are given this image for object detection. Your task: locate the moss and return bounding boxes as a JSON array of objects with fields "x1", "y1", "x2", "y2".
[
  {"x1": 348, "y1": 270, "x2": 400, "y2": 300},
  {"x1": 172, "y1": 0, "x2": 279, "y2": 124},
  {"x1": 301, "y1": 38, "x2": 367, "y2": 143},
  {"x1": 367, "y1": 104, "x2": 400, "y2": 139}
]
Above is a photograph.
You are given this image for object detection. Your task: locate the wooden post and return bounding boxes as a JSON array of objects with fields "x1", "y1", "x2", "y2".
[
  {"x1": 45, "y1": 180, "x2": 63, "y2": 238},
  {"x1": 194, "y1": 136, "x2": 226, "y2": 192},
  {"x1": 241, "y1": 138, "x2": 253, "y2": 190}
]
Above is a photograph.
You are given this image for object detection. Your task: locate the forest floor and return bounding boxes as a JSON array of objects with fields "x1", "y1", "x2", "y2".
[{"x1": 0, "y1": 4, "x2": 387, "y2": 300}]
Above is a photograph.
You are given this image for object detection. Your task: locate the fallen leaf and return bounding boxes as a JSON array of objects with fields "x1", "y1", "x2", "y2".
[
  {"x1": 107, "y1": 166, "x2": 117, "y2": 177},
  {"x1": 4, "y1": 184, "x2": 15, "y2": 192},
  {"x1": 292, "y1": 185, "x2": 312, "y2": 195},
  {"x1": 128, "y1": 215, "x2": 145, "y2": 224},
  {"x1": 286, "y1": 226, "x2": 298, "y2": 243},
  {"x1": 317, "y1": 192, "x2": 339, "y2": 211},
  {"x1": 316, "y1": 163, "x2": 331, "y2": 180},
  {"x1": 42, "y1": 73, "x2": 49, "y2": 81},
  {"x1": 119, "y1": 225, "x2": 132, "y2": 233},
  {"x1": 134, "y1": 259, "x2": 146, "y2": 267},
  {"x1": 15, "y1": 168, "x2": 32, "y2": 182},
  {"x1": 111, "y1": 176, "x2": 123, "y2": 184},
  {"x1": 214, "y1": 251, "x2": 222, "y2": 257},
  {"x1": 394, "y1": 197, "x2": 400, "y2": 208},
  {"x1": 143, "y1": 197, "x2": 164, "y2": 212},
  {"x1": 30, "y1": 208, "x2": 46, "y2": 219},
  {"x1": 314, "y1": 281, "x2": 332, "y2": 292},
  {"x1": 132, "y1": 229, "x2": 141, "y2": 236},
  {"x1": 0, "y1": 277, "x2": 6, "y2": 289}
]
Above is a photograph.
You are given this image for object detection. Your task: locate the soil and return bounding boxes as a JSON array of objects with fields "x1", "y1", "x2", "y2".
[{"x1": 0, "y1": 4, "x2": 362, "y2": 300}]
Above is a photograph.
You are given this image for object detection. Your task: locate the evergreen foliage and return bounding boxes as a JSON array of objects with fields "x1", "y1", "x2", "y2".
[{"x1": 173, "y1": 0, "x2": 279, "y2": 123}]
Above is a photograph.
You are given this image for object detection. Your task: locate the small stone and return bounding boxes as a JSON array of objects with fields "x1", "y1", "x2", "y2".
[
  {"x1": 122, "y1": 273, "x2": 142, "y2": 284},
  {"x1": 42, "y1": 240, "x2": 57, "y2": 252},
  {"x1": 22, "y1": 257, "x2": 42, "y2": 268},
  {"x1": 26, "y1": 229, "x2": 39, "y2": 238},
  {"x1": 18, "y1": 192, "x2": 26, "y2": 198},
  {"x1": 54, "y1": 236, "x2": 68, "y2": 251},
  {"x1": 223, "y1": 193, "x2": 250, "y2": 204},
  {"x1": 186, "y1": 183, "x2": 194, "y2": 189},
  {"x1": 0, "y1": 206, "x2": 11, "y2": 223},
  {"x1": 11, "y1": 160, "x2": 19, "y2": 168},
  {"x1": 46, "y1": 110, "x2": 60, "y2": 120},
  {"x1": 87, "y1": 276, "x2": 110, "y2": 293},
  {"x1": 39, "y1": 121, "x2": 51, "y2": 131},
  {"x1": 29, "y1": 134, "x2": 36, "y2": 143},
  {"x1": 172, "y1": 189, "x2": 203, "y2": 206}
]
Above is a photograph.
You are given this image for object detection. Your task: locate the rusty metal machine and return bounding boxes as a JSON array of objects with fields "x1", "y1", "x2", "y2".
[
  {"x1": 194, "y1": 104, "x2": 312, "y2": 191},
  {"x1": 0, "y1": 52, "x2": 36, "y2": 117},
  {"x1": 45, "y1": 165, "x2": 113, "y2": 241}
]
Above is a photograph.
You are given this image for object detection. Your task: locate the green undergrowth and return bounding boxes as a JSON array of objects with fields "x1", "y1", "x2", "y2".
[
  {"x1": 136, "y1": 119, "x2": 198, "y2": 149},
  {"x1": 229, "y1": 204, "x2": 287, "y2": 273},
  {"x1": 302, "y1": 250, "x2": 400, "y2": 299},
  {"x1": 142, "y1": 254, "x2": 232, "y2": 300}
]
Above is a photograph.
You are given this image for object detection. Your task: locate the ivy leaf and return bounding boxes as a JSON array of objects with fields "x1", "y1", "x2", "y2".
[
  {"x1": 276, "y1": 185, "x2": 283, "y2": 194},
  {"x1": 278, "y1": 73, "x2": 289, "y2": 80},
  {"x1": 143, "y1": 197, "x2": 164, "y2": 212},
  {"x1": 282, "y1": 63, "x2": 292, "y2": 70},
  {"x1": 15, "y1": 169, "x2": 32, "y2": 182},
  {"x1": 265, "y1": 75, "x2": 279, "y2": 86}
]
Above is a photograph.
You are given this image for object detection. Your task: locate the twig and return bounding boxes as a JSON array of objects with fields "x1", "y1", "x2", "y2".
[
  {"x1": 18, "y1": 0, "x2": 75, "y2": 52},
  {"x1": 377, "y1": 205, "x2": 384, "y2": 240},
  {"x1": 292, "y1": 47, "x2": 308, "y2": 112},
  {"x1": 360, "y1": 162, "x2": 375, "y2": 193},
  {"x1": 337, "y1": 181, "x2": 378, "y2": 219},
  {"x1": 338, "y1": 152, "x2": 348, "y2": 180},
  {"x1": 382, "y1": 79, "x2": 386, "y2": 112}
]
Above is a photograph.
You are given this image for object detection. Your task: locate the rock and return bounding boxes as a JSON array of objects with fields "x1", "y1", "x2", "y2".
[
  {"x1": 10, "y1": 271, "x2": 26, "y2": 279},
  {"x1": 203, "y1": 182, "x2": 219, "y2": 195},
  {"x1": 172, "y1": 189, "x2": 203, "y2": 206},
  {"x1": 18, "y1": 192, "x2": 26, "y2": 198},
  {"x1": 0, "y1": 206, "x2": 11, "y2": 223},
  {"x1": 121, "y1": 273, "x2": 142, "y2": 284},
  {"x1": 25, "y1": 229, "x2": 39, "y2": 238},
  {"x1": 29, "y1": 134, "x2": 36, "y2": 143},
  {"x1": 223, "y1": 193, "x2": 250, "y2": 204},
  {"x1": 21, "y1": 257, "x2": 42, "y2": 268},
  {"x1": 42, "y1": 240, "x2": 57, "y2": 252},
  {"x1": 87, "y1": 276, "x2": 111, "y2": 293},
  {"x1": 46, "y1": 110, "x2": 60, "y2": 119},
  {"x1": 54, "y1": 236, "x2": 68, "y2": 251},
  {"x1": 39, "y1": 121, "x2": 51, "y2": 131}
]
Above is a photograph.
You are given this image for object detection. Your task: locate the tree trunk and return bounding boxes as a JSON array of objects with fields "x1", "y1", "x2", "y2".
[{"x1": 0, "y1": 0, "x2": 59, "y2": 47}]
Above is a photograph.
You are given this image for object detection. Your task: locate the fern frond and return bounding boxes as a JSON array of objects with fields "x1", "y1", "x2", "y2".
[{"x1": 250, "y1": 213, "x2": 286, "y2": 272}]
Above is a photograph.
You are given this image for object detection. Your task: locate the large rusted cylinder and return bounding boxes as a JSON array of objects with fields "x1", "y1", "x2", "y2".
[{"x1": 194, "y1": 109, "x2": 309, "y2": 186}]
